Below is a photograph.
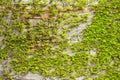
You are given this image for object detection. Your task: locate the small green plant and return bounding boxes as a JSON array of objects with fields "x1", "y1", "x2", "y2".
[{"x1": 0, "y1": 0, "x2": 119, "y2": 80}]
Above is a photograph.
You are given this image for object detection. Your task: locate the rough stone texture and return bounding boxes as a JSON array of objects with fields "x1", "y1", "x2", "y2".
[
  {"x1": 23, "y1": 72, "x2": 43, "y2": 80},
  {"x1": 76, "y1": 76, "x2": 85, "y2": 80},
  {"x1": 0, "y1": 0, "x2": 100, "y2": 80},
  {"x1": 23, "y1": 72, "x2": 58, "y2": 80},
  {"x1": 0, "y1": 64, "x2": 3, "y2": 77},
  {"x1": 21, "y1": 1, "x2": 99, "y2": 80},
  {"x1": 21, "y1": 0, "x2": 33, "y2": 4},
  {"x1": 89, "y1": 48, "x2": 97, "y2": 56}
]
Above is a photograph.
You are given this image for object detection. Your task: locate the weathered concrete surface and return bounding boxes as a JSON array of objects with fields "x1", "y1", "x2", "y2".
[{"x1": 0, "y1": 0, "x2": 101, "y2": 80}]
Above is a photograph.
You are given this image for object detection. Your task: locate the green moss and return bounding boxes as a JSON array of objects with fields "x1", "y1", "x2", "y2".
[{"x1": 0, "y1": 0, "x2": 119, "y2": 79}]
